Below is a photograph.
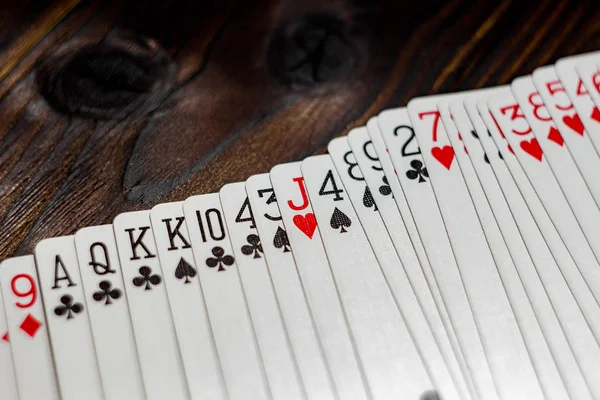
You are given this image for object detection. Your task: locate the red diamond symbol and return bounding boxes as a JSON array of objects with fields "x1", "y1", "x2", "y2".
[
  {"x1": 547, "y1": 126, "x2": 564, "y2": 146},
  {"x1": 20, "y1": 314, "x2": 42, "y2": 338},
  {"x1": 1, "y1": 332, "x2": 8, "y2": 342}
]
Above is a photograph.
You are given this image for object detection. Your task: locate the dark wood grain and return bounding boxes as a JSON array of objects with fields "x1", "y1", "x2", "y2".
[{"x1": 0, "y1": 0, "x2": 598, "y2": 258}]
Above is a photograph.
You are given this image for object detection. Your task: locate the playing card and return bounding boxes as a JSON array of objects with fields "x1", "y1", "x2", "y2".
[
  {"x1": 150, "y1": 202, "x2": 227, "y2": 400},
  {"x1": 468, "y1": 97, "x2": 595, "y2": 400},
  {"x1": 301, "y1": 154, "x2": 436, "y2": 400},
  {"x1": 481, "y1": 96, "x2": 600, "y2": 398},
  {"x1": 532, "y1": 66, "x2": 600, "y2": 208},
  {"x1": 488, "y1": 88, "x2": 600, "y2": 327},
  {"x1": 408, "y1": 93, "x2": 544, "y2": 400},
  {"x1": 328, "y1": 135, "x2": 463, "y2": 400},
  {"x1": 74, "y1": 225, "x2": 146, "y2": 400},
  {"x1": 270, "y1": 161, "x2": 369, "y2": 400},
  {"x1": 0, "y1": 276, "x2": 19, "y2": 400},
  {"x1": 574, "y1": 55, "x2": 600, "y2": 109},
  {"x1": 183, "y1": 193, "x2": 269, "y2": 400},
  {"x1": 219, "y1": 182, "x2": 304, "y2": 400},
  {"x1": 246, "y1": 173, "x2": 336, "y2": 399},
  {"x1": 441, "y1": 97, "x2": 569, "y2": 399},
  {"x1": 34, "y1": 236, "x2": 104, "y2": 400},
  {"x1": 113, "y1": 211, "x2": 189, "y2": 400},
  {"x1": 0, "y1": 255, "x2": 59, "y2": 400},
  {"x1": 378, "y1": 107, "x2": 496, "y2": 400},
  {"x1": 556, "y1": 52, "x2": 600, "y2": 157},
  {"x1": 366, "y1": 117, "x2": 474, "y2": 395},
  {"x1": 511, "y1": 76, "x2": 600, "y2": 268}
]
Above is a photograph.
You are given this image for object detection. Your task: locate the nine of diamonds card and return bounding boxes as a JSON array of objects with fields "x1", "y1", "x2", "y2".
[{"x1": 2, "y1": 52, "x2": 600, "y2": 400}]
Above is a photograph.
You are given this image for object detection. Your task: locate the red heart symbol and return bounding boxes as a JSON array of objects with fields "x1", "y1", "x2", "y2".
[
  {"x1": 562, "y1": 114, "x2": 584, "y2": 135},
  {"x1": 520, "y1": 138, "x2": 543, "y2": 161},
  {"x1": 293, "y1": 213, "x2": 317, "y2": 239},
  {"x1": 1, "y1": 332, "x2": 8, "y2": 342},
  {"x1": 547, "y1": 126, "x2": 564, "y2": 146},
  {"x1": 431, "y1": 146, "x2": 455, "y2": 170},
  {"x1": 591, "y1": 107, "x2": 600, "y2": 123}
]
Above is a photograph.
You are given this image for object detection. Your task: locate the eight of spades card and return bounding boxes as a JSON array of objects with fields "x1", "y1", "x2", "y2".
[
  {"x1": 348, "y1": 124, "x2": 471, "y2": 400},
  {"x1": 328, "y1": 135, "x2": 463, "y2": 400}
]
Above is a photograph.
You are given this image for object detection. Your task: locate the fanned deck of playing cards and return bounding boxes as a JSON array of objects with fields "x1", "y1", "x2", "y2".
[{"x1": 3, "y1": 51, "x2": 600, "y2": 400}]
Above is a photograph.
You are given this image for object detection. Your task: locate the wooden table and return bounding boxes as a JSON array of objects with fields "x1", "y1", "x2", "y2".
[{"x1": 0, "y1": 0, "x2": 598, "y2": 258}]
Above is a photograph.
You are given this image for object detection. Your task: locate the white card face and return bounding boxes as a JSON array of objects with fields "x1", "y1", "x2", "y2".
[
  {"x1": 246, "y1": 173, "x2": 335, "y2": 399},
  {"x1": 328, "y1": 136, "x2": 463, "y2": 400},
  {"x1": 34, "y1": 236, "x2": 104, "y2": 400},
  {"x1": 575, "y1": 56, "x2": 600, "y2": 109},
  {"x1": 219, "y1": 182, "x2": 304, "y2": 400},
  {"x1": 408, "y1": 93, "x2": 544, "y2": 400},
  {"x1": 481, "y1": 96, "x2": 600, "y2": 399},
  {"x1": 0, "y1": 278, "x2": 19, "y2": 400},
  {"x1": 487, "y1": 89, "x2": 600, "y2": 329},
  {"x1": 532, "y1": 66, "x2": 600, "y2": 208},
  {"x1": 556, "y1": 52, "x2": 600, "y2": 156},
  {"x1": 270, "y1": 162, "x2": 369, "y2": 400},
  {"x1": 301, "y1": 154, "x2": 435, "y2": 400},
  {"x1": 378, "y1": 107, "x2": 495, "y2": 400},
  {"x1": 369, "y1": 116, "x2": 474, "y2": 397},
  {"x1": 0, "y1": 255, "x2": 59, "y2": 400},
  {"x1": 442, "y1": 98, "x2": 569, "y2": 400},
  {"x1": 511, "y1": 76, "x2": 600, "y2": 271},
  {"x1": 112, "y1": 211, "x2": 189, "y2": 400},
  {"x1": 183, "y1": 193, "x2": 269, "y2": 400},
  {"x1": 150, "y1": 202, "x2": 227, "y2": 400},
  {"x1": 74, "y1": 225, "x2": 146, "y2": 400},
  {"x1": 182, "y1": 193, "x2": 269, "y2": 400},
  {"x1": 465, "y1": 97, "x2": 595, "y2": 400}
]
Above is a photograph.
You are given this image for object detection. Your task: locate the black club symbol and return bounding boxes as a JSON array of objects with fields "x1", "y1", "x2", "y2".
[
  {"x1": 132, "y1": 266, "x2": 162, "y2": 290},
  {"x1": 54, "y1": 295, "x2": 84, "y2": 320},
  {"x1": 406, "y1": 160, "x2": 429, "y2": 183},
  {"x1": 241, "y1": 234, "x2": 263, "y2": 259},
  {"x1": 206, "y1": 247, "x2": 235, "y2": 272},
  {"x1": 92, "y1": 280, "x2": 122, "y2": 305},
  {"x1": 379, "y1": 176, "x2": 392, "y2": 196}
]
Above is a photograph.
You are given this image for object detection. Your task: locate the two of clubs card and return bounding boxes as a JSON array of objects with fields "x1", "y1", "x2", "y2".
[{"x1": 4, "y1": 51, "x2": 600, "y2": 400}]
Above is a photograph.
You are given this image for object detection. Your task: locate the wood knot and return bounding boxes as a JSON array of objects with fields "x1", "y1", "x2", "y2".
[
  {"x1": 268, "y1": 13, "x2": 357, "y2": 88},
  {"x1": 38, "y1": 32, "x2": 176, "y2": 120}
]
